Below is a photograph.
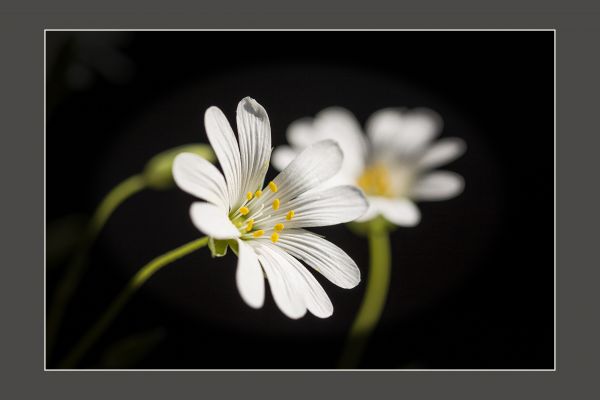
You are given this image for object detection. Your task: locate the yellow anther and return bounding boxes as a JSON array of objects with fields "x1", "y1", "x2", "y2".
[
  {"x1": 245, "y1": 219, "x2": 255, "y2": 232},
  {"x1": 271, "y1": 232, "x2": 280, "y2": 243},
  {"x1": 268, "y1": 181, "x2": 278, "y2": 192},
  {"x1": 255, "y1": 190, "x2": 263, "y2": 198},
  {"x1": 274, "y1": 223, "x2": 284, "y2": 232},
  {"x1": 239, "y1": 206, "x2": 250, "y2": 216},
  {"x1": 272, "y1": 198, "x2": 280, "y2": 210},
  {"x1": 286, "y1": 210, "x2": 295, "y2": 221},
  {"x1": 246, "y1": 191, "x2": 254, "y2": 201},
  {"x1": 253, "y1": 229, "x2": 265, "y2": 238}
]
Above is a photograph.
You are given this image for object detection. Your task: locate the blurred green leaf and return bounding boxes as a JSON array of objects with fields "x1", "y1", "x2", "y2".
[
  {"x1": 100, "y1": 327, "x2": 166, "y2": 369},
  {"x1": 46, "y1": 214, "x2": 88, "y2": 269}
]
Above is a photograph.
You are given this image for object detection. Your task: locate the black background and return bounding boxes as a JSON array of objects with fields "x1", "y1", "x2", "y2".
[{"x1": 46, "y1": 32, "x2": 554, "y2": 369}]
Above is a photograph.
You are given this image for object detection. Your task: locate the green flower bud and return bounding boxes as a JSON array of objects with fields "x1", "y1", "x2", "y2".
[{"x1": 143, "y1": 144, "x2": 215, "y2": 190}]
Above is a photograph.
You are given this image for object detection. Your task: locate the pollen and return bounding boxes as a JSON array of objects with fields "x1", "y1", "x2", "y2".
[
  {"x1": 270, "y1": 232, "x2": 280, "y2": 243},
  {"x1": 239, "y1": 206, "x2": 250, "y2": 216},
  {"x1": 245, "y1": 219, "x2": 255, "y2": 232},
  {"x1": 255, "y1": 190, "x2": 263, "y2": 198},
  {"x1": 246, "y1": 191, "x2": 254, "y2": 201},
  {"x1": 286, "y1": 210, "x2": 295, "y2": 221},
  {"x1": 274, "y1": 223, "x2": 284, "y2": 232},
  {"x1": 272, "y1": 198, "x2": 280, "y2": 210},
  {"x1": 253, "y1": 229, "x2": 265, "y2": 238},
  {"x1": 268, "y1": 181, "x2": 278, "y2": 192}
]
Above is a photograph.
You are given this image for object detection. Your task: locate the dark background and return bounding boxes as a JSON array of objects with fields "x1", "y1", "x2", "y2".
[{"x1": 46, "y1": 31, "x2": 554, "y2": 369}]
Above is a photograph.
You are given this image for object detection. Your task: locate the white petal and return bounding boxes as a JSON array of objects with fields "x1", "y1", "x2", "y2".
[
  {"x1": 189, "y1": 202, "x2": 240, "y2": 239},
  {"x1": 371, "y1": 197, "x2": 421, "y2": 226},
  {"x1": 286, "y1": 118, "x2": 318, "y2": 148},
  {"x1": 313, "y1": 107, "x2": 367, "y2": 177},
  {"x1": 251, "y1": 242, "x2": 307, "y2": 319},
  {"x1": 235, "y1": 239, "x2": 264, "y2": 309},
  {"x1": 271, "y1": 145, "x2": 298, "y2": 171},
  {"x1": 417, "y1": 138, "x2": 466, "y2": 170},
  {"x1": 276, "y1": 229, "x2": 361, "y2": 289},
  {"x1": 267, "y1": 140, "x2": 343, "y2": 203},
  {"x1": 204, "y1": 106, "x2": 242, "y2": 209},
  {"x1": 355, "y1": 197, "x2": 379, "y2": 222},
  {"x1": 366, "y1": 108, "x2": 442, "y2": 159},
  {"x1": 283, "y1": 185, "x2": 368, "y2": 228},
  {"x1": 172, "y1": 153, "x2": 229, "y2": 208},
  {"x1": 410, "y1": 171, "x2": 464, "y2": 201},
  {"x1": 270, "y1": 245, "x2": 333, "y2": 318},
  {"x1": 236, "y1": 97, "x2": 272, "y2": 200}
]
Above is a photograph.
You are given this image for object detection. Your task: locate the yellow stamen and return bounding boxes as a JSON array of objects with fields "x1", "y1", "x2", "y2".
[
  {"x1": 239, "y1": 206, "x2": 250, "y2": 216},
  {"x1": 272, "y1": 198, "x2": 280, "y2": 210},
  {"x1": 246, "y1": 191, "x2": 254, "y2": 201},
  {"x1": 286, "y1": 210, "x2": 295, "y2": 221},
  {"x1": 255, "y1": 190, "x2": 263, "y2": 198},
  {"x1": 253, "y1": 229, "x2": 265, "y2": 238},
  {"x1": 245, "y1": 219, "x2": 254, "y2": 232},
  {"x1": 274, "y1": 223, "x2": 284, "y2": 232},
  {"x1": 268, "y1": 181, "x2": 278, "y2": 192},
  {"x1": 271, "y1": 232, "x2": 279, "y2": 243}
]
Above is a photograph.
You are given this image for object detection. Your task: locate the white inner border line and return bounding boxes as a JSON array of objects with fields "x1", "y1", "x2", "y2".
[{"x1": 44, "y1": 28, "x2": 557, "y2": 372}]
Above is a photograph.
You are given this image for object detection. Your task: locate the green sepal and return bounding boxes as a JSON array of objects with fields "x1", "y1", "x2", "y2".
[
  {"x1": 208, "y1": 237, "x2": 229, "y2": 258},
  {"x1": 143, "y1": 143, "x2": 215, "y2": 190}
]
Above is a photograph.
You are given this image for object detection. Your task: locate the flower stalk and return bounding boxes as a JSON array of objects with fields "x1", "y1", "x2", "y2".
[
  {"x1": 47, "y1": 174, "x2": 147, "y2": 357},
  {"x1": 59, "y1": 236, "x2": 209, "y2": 368},
  {"x1": 47, "y1": 144, "x2": 215, "y2": 358},
  {"x1": 338, "y1": 217, "x2": 391, "y2": 368}
]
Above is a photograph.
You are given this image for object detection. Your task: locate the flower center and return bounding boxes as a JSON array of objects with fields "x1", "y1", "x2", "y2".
[
  {"x1": 229, "y1": 181, "x2": 296, "y2": 243},
  {"x1": 357, "y1": 163, "x2": 416, "y2": 198},
  {"x1": 357, "y1": 164, "x2": 393, "y2": 197}
]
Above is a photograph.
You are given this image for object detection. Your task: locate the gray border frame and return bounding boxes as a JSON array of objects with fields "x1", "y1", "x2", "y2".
[{"x1": 2, "y1": 1, "x2": 584, "y2": 397}]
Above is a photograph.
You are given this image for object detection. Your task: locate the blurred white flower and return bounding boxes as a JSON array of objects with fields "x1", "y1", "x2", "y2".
[
  {"x1": 272, "y1": 107, "x2": 466, "y2": 226},
  {"x1": 172, "y1": 98, "x2": 367, "y2": 319}
]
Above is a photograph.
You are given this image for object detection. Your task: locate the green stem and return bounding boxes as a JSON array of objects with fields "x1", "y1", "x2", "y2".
[
  {"x1": 338, "y1": 218, "x2": 391, "y2": 368},
  {"x1": 47, "y1": 175, "x2": 147, "y2": 358},
  {"x1": 58, "y1": 236, "x2": 209, "y2": 369}
]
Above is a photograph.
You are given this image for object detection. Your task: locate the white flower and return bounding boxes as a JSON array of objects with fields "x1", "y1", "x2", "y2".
[
  {"x1": 172, "y1": 97, "x2": 368, "y2": 319},
  {"x1": 272, "y1": 107, "x2": 466, "y2": 226}
]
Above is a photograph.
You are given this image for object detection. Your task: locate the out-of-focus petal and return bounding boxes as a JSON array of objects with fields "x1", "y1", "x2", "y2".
[
  {"x1": 271, "y1": 145, "x2": 298, "y2": 171},
  {"x1": 366, "y1": 108, "x2": 442, "y2": 159},
  {"x1": 370, "y1": 197, "x2": 421, "y2": 226},
  {"x1": 410, "y1": 171, "x2": 465, "y2": 201},
  {"x1": 417, "y1": 138, "x2": 466, "y2": 170}
]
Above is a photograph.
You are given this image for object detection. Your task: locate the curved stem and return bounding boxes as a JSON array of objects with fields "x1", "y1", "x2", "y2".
[
  {"x1": 338, "y1": 218, "x2": 391, "y2": 368},
  {"x1": 59, "y1": 236, "x2": 209, "y2": 369},
  {"x1": 47, "y1": 175, "x2": 146, "y2": 358}
]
